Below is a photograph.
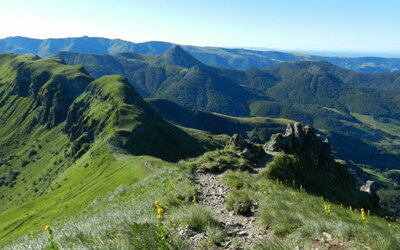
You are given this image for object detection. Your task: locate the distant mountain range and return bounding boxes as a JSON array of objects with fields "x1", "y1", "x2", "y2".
[{"x1": 2, "y1": 36, "x2": 400, "y2": 72}]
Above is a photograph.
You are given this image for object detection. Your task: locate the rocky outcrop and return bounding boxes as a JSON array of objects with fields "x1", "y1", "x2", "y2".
[
  {"x1": 265, "y1": 123, "x2": 335, "y2": 169},
  {"x1": 360, "y1": 180, "x2": 377, "y2": 194},
  {"x1": 227, "y1": 134, "x2": 264, "y2": 160},
  {"x1": 360, "y1": 180, "x2": 380, "y2": 208}
]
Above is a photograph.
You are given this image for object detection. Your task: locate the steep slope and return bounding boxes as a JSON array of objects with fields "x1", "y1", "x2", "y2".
[
  {"x1": 0, "y1": 54, "x2": 224, "y2": 245},
  {"x1": 3, "y1": 36, "x2": 400, "y2": 73}
]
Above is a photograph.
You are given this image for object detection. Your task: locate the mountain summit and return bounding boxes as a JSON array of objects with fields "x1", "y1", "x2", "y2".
[{"x1": 162, "y1": 45, "x2": 202, "y2": 68}]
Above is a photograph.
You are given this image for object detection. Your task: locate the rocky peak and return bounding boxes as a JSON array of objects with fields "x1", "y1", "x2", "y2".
[{"x1": 265, "y1": 123, "x2": 335, "y2": 169}]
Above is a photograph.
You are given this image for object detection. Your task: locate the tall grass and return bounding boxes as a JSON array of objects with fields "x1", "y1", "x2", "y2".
[
  {"x1": 8, "y1": 164, "x2": 194, "y2": 249},
  {"x1": 223, "y1": 170, "x2": 400, "y2": 249}
]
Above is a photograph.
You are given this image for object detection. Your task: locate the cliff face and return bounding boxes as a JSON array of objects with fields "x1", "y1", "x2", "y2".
[{"x1": 2, "y1": 54, "x2": 93, "y2": 128}]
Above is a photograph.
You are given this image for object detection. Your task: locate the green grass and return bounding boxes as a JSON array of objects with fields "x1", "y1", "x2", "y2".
[
  {"x1": 8, "y1": 162, "x2": 194, "y2": 249},
  {"x1": 0, "y1": 139, "x2": 152, "y2": 246},
  {"x1": 184, "y1": 148, "x2": 254, "y2": 172},
  {"x1": 225, "y1": 189, "x2": 253, "y2": 215},
  {"x1": 6, "y1": 148, "x2": 400, "y2": 249},
  {"x1": 351, "y1": 112, "x2": 400, "y2": 137},
  {"x1": 169, "y1": 203, "x2": 218, "y2": 231},
  {"x1": 223, "y1": 170, "x2": 400, "y2": 249}
]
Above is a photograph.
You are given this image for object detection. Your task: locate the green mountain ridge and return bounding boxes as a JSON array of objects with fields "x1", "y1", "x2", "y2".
[{"x1": 0, "y1": 54, "x2": 223, "y2": 245}]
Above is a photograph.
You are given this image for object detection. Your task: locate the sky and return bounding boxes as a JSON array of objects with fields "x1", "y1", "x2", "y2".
[{"x1": 1, "y1": 0, "x2": 399, "y2": 55}]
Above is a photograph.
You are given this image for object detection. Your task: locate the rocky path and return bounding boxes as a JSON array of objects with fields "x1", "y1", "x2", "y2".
[{"x1": 191, "y1": 168, "x2": 269, "y2": 249}]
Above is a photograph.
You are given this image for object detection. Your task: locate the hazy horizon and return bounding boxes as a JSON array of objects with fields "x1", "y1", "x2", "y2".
[
  {"x1": 2, "y1": 34, "x2": 400, "y2": 58},
  {"x1": 1, "y1": 0, "x2": 399, "y2": 56}
]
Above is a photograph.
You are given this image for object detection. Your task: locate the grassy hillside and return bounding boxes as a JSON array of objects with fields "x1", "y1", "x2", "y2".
[
  {"x1": 0, "y1": 54, "x2": 225, "y2": 246},
  {"x1": 6, "y1": 146, "x2": 400, "y2": 249}
]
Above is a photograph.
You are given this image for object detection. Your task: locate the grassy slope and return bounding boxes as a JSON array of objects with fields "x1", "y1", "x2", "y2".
[
  {"x1": 0, "y1": 55, "x2": 224, "y2": 246},
  {"x1": 0, "y1": 57, "x2": 150, "y2": 245},
  {"x1": 7, "y1": 149, "x2": 400, "y2": 249},
  {"x1": 223, "y1": 170, "x2": 400, "y2": 249}
]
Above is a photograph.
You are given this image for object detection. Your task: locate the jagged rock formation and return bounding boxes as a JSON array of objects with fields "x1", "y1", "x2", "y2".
[
  {"x1": 227, "y1": 134, "x2": 264, "y2": 160},
  {"x1": 360, "y1": 180, "x2": 377, "y2": 194},
  {"x1": 265, "y1": 122, "x2": 335, "y2": 169}
]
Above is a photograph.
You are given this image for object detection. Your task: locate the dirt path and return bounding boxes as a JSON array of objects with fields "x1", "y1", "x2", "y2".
[{"x1": 194, "y1": 170, "x2": 268, "y2": 248}]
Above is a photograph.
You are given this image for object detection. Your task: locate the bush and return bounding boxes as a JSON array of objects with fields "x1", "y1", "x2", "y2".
[
  {"x1": 226, "y1": 190, "x2": 253, "y2": 215},
  {"x1": 187, "y1": 149, "x2": 254, "y2": 173}
]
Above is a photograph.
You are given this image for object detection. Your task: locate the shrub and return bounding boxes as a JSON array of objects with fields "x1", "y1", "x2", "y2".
[
  {"x1": 226, "y1": 190, "x2": 253, "y2": 215},
  {"x1": 187, "y1": 149, "x2": 254, "y2": 173}
]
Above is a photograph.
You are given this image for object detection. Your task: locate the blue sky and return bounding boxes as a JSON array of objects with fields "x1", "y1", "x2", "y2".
[{"x1": 1, "y1": 0, "x2": 399, "y2": 54}]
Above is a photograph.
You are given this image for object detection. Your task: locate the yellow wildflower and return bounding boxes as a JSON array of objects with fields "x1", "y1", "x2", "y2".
[
  {"x1": 157, "y1": 208, "x2": 165, "y2": 215},
  {"x1": 192, "y1": 196, "x2": 197, "y2": 203},
  {"x1": 156, "y1": 214, "x2": 163, "y2": 220},
  {"x1": 324, "y1": 204, "x2": 331, "y2": 215},
  {"x1": 154, "y1": 201, "x2": 161, "y2": 207},
  {"x1": 361, "y1": 208, "x2": 367, "y2": 224},
  {"x1": 44, "y1": 225, "x2": 52, "y2": 233}
]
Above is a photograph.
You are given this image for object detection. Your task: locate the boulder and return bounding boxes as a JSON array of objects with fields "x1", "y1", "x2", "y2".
[
  {"x1": 360, "y1": 180, "x2": 376, "y2": 194},
  {"x1": 227, "y1": 134, "x2": 264, "y2": 161}
]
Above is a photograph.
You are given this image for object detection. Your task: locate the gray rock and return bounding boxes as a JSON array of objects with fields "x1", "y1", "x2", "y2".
[
  {"x1": 264, "y1": 122, "x2": 335, "y2": 170},
  {"x1": 360, "y1": 180, "x2": 376, "y2": 194},
  {"x1": 227, "y1": 134, "x2": 265, "y2": 160},
  {"x1": 360, "y1": 180, "x2": 380, "y2": 206},
  {"x1": 322, "y1": 232, "x2": 333, "y2": 242},
  {"x1": 192, "y1": 232, "x2": 205, "y2": 241}
]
